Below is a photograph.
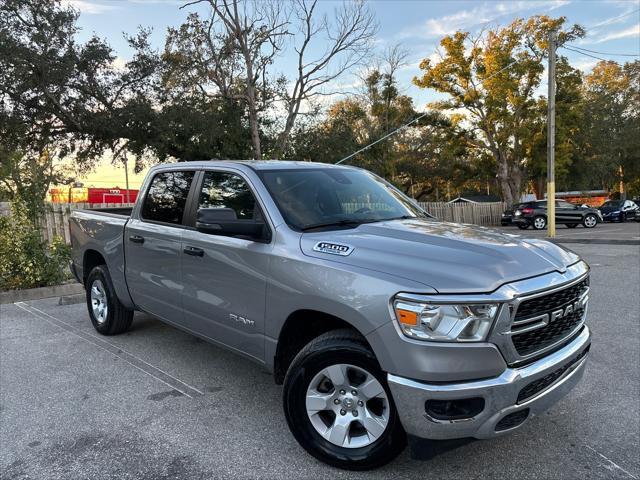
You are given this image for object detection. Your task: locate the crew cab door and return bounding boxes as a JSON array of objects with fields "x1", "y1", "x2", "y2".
[
  {"x1": 180, "y1": 169, "x2": 272, "y2": 362},
  {"x1": 125, "y1": 170, "x2": 196, "y2": 322}
]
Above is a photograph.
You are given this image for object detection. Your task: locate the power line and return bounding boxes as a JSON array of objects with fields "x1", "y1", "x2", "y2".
[
  {"x1": 336, "y1": 58, "x2": 520, "y2": 165},
  {"x1": 562, "y1": 45, "x2": 612, "y2": 62},
  {"x1": 565, "y1": 45, "x2": 640, "y2": 57}
]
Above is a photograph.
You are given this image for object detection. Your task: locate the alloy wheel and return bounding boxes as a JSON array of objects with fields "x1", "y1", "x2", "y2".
[
  {"x1": 90, "y1": 279, "x2": 108, "y2": 324},
  {"x1": 305, "y1": 363, "x2": 389, "y2": 449}
]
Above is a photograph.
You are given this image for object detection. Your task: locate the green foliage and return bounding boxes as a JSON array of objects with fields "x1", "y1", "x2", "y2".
[
  {"x1": 413, "y1": 16, "x2": 584, "y2": 204},
  {"x1": 0, "y1": 200, "x2": 70, "y2": 290}
]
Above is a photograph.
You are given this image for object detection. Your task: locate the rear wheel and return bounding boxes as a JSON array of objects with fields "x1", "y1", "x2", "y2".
[
  {"x1": 283, "y1": 329, "x2": 406, "y2": 470},
  {"x1": 583, "y1": 214, "x2": 598, "y2": 229},
  {"x1": 86, "y1": 265, "x2": 133, "y2": 335},
  {"x1": 533, "y1": 215, "x2": 547, "y2": 230}
]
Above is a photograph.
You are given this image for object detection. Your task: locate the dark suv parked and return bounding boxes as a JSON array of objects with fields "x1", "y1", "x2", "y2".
[
  {"x1": 501, "y1": 203, "x2": 524, "y2": 225},
  {"x1": 513, "y1": 200, "x2": 602, "y2": 230},
  {"x1": 599, "y1": 199, "x2": 640, "y2": 222}
]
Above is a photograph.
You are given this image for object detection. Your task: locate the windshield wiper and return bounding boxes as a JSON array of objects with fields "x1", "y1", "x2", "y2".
[{"x1": 301, "y1": 219, "x2": 379, "y2": 232}]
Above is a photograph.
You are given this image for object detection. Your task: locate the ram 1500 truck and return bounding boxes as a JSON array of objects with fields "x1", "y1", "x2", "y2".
[{"x1": 70, "y1": 161, "x2": 591, "y2": 470}]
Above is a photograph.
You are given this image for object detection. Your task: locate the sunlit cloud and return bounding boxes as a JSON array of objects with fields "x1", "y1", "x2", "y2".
[
  {"x1": 398, "y1": 0, "x2": 570, "y2": 40},
  {"x1": 590, "y1": 24, "x2": 640, "y2": 43},
  {"x1": 62, "y1": 0, "x2": 119, "y2": 14}
]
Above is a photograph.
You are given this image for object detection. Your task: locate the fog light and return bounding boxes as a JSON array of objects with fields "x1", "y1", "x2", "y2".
[{"x1": 425, "y1": 398, "x2": 485, "y2": 421}]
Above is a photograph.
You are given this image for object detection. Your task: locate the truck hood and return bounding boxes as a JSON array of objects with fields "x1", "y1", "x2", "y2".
[{"x1": 300, "y1": 218, "x2": 580, "y2": 293}]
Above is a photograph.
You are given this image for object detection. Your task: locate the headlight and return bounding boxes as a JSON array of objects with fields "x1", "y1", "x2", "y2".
[
  {"x1": 514, "y1": 210, "x2": 521, "y2": 216},
  {"x1": 393, "y1": 300, "x2": 499, "y2": 342}
]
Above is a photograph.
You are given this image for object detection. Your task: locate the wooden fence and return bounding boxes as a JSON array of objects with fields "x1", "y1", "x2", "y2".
[
  {"x1": 0, "y1": 200, "x2": 506, "y2": 246},
  {"x1": 419, "y1": 201, "x2": 507, "y2": 226}
]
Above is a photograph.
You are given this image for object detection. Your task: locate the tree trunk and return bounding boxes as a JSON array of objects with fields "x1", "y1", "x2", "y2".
[
  {"x1": 246, "y1": 85, "x2": 262, "y2": 160},
  {"x1": 495, "y1": 150, "x2": 514, "y2": 206}
]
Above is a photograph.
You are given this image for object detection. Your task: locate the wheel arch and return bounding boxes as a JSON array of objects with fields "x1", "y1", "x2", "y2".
[
  {"x1": 83, "y1": 249, "x2": 106, "y2": 285},
  {"x1": 273, "y1": 309, "x2": 371, "y2": 385}
]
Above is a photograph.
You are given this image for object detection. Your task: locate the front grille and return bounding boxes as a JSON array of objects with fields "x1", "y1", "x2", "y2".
[
  {"x1": 495, "y1": 409, "x2": 529, "y2": 431},
  {"x1": 511, "y1": 278, "x2": 589, "y2": 357},
  {"x1": 514, "y1": 278, "x2": 589, "y2": 321},
  {"x1": 512, "y1": 310, "x2": 584, "y2": 356},
  {"x1": 517, "y1": 345, "x2": 590, "y2": 403}
]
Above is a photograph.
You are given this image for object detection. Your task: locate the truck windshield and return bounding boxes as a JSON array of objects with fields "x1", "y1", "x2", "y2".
[{"x1": 259, "y1": 168, "x2": 427, "y2": 231}]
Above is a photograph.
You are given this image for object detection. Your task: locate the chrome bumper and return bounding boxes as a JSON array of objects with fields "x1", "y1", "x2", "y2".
[{"x1": 387, "y1": 326, "x2": 591, "y2": 440}]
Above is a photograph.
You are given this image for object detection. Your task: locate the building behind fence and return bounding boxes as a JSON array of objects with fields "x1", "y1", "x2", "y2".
[{"x1": 1, "y1": 201, "x2": 507, "y2": 245}]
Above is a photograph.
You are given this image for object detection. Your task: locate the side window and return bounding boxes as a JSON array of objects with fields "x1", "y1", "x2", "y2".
[
  {"x1": 198, "y1": 171, "x2": 257, "y2": 220},
  {"x1": 141, "y1": 171, "x2": 195, "y2": 225}
]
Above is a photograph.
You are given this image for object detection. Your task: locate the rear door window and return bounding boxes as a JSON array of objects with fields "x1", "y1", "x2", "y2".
[{"x1": 141, "y1": 171, "x2": 195, "y2": 225}]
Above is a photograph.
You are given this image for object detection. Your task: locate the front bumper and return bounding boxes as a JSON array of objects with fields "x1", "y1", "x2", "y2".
[{"x1": 387, "y1": 326, "x2": 590, "y2": 440}]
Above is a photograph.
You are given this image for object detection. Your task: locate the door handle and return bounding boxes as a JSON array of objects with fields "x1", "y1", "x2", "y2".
[
  {"x1": 183, "y1": 246, "x2": 204, "y2": 257},
  {"x1": 129, "y1": 235, "x2": 145, "y2": 244}
]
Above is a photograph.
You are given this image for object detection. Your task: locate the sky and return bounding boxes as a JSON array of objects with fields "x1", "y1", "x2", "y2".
[{"x1": 61, "y1": 0, "x2": 640, "y2": 189}]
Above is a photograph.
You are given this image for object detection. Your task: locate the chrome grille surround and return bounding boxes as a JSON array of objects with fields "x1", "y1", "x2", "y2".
[
  {"x1": 488, "y1": 263, "x2": 589, "y2": 366},
  {"x1": 395, "y1": 261, "x2": 590, "y2": 367}
]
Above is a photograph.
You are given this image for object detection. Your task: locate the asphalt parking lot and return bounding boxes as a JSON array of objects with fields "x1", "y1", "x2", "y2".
[
  {"x1": 497, "y1": 220, "x2": 640, "y2": 243},
  {"x1": 1, "y1": 243, "x2": 639, "y2": 480}
]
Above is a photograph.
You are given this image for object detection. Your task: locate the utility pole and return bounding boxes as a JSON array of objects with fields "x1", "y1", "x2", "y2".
[{"x1": 547, "y1": 29, "x2": 557, "y2": 238}]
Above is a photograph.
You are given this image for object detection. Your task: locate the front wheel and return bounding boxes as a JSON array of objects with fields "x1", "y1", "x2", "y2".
[
  {"x1": 583, "y1": 214, "x2": 598, "y2": 229},
  {"x1": 86, "y1": 265, "x2": 133, "y2": 335},
  {"x1": 532, "y1": 215, "x2": 547, "y2": 230},
  {"x1": 283, "y1": 330, "x2": 406, "y2": 470}
]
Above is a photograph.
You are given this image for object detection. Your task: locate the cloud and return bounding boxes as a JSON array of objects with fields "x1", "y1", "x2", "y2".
[
  {"x1": 112, "y1": 57, "x2": 128, "y2": 71},
  {"x1": 591, "y1": 24, "x2": 640, "y2": 43},
  {"x1": 62, "y1": 0, "x2": 119, "y2": 14},
  {"x1": 398, "y1": 1, "x2": 570, "y2": 40},
  {"x1": 572, "y1": 58, "x2": 599, "y2": 72}
]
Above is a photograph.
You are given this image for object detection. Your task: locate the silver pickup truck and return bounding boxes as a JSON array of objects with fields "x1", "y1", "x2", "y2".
[{"x1": 70, "y1": 161, "x2": 591, "y2": 470}]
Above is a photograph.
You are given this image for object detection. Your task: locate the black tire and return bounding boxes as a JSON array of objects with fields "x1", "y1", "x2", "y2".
[
  {"x1": 516, "y1": 224, "x2": 529, "y2": 230},
  {"x1": 582, "y1": 214, "x2": 598, "y2": 229},
  {"x1": 566, "y1": 224, "x2": 578, "y2": 229},
  {"x1": 532, "y1": 215, "x2": 547, "y2": 230},
  {"x1": 283, "y1": 329, "x2": 406, "y2": 470},
  {"x1": 85, "y1": 265, "x2": 133, "y2": 335}
]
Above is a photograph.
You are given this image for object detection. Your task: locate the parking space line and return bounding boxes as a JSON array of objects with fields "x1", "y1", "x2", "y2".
[
  {"x1": 14, "y1": 302, "x2": 204, "y2": 398},
  {"x1": 585, "y1": 445, "x2": 638, "y2": 479}
]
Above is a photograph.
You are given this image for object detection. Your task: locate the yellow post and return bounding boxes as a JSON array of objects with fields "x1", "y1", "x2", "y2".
[{"x1": 546, "y1": 30, "x2": 557, "y2": 238}]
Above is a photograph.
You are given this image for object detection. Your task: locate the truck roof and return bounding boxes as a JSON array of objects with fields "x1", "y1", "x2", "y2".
[{"x1": 153, "y1": 160, "x2": 355, "y2": 171}]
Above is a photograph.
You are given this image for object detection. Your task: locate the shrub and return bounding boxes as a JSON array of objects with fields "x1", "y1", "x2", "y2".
[{"x1": 0, "y1": 200, "x2": 71, "y2": 290}]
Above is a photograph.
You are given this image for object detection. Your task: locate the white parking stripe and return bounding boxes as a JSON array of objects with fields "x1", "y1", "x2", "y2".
[{"x1": 14, "y1": 302, "x2": 204, "y2": 398}]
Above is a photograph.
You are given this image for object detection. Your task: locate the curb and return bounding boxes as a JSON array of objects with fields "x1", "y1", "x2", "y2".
[
  {"x1": 1, "y1": 283, "x2": 84, "y2": 305},
  {"x1": 550, "y1": 238, "x2": 640, "y2": 245}
]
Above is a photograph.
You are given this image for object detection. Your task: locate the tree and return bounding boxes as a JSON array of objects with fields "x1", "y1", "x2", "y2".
[
  {"x1": 174, "y1": 0, "x2": 376, "y2": 159},
  {"x1": 0, "y1": 0, "x2": 158, "y2": 209},
  {"x1": 580, "y1": 60, "x2": 640, "y2": 195},
  {"x1": 287, "y1": 50, "x2": 472, "y2": 201},
  {"x1": 528, "y1": 57, "x2": 585, "y2": 196},
  {"x1": 413, "y1": 16, "x2": 584, "y2": 205}
]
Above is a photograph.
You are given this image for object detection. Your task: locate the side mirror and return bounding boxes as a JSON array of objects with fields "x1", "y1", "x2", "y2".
[{"x1": 196, "y1": 208, "x2": 268, "y2": 241}]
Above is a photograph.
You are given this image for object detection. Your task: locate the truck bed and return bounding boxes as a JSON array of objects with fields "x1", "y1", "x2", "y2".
[{"x1": 69, "y1": 208, "x2": 132, "y2": 306}]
